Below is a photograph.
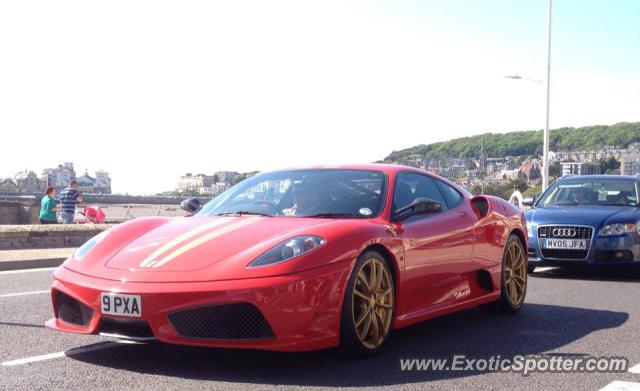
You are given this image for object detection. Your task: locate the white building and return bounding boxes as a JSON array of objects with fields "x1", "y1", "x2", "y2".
[
  {"x1": 621, "y1": 153, "x2": 640, "y2": 175},
  {"x1": 41, "y1": 163, "x2": 75, "y2": 192},
  {"x1": 497, "y1": 169, "x2": 522, "y2": 181},
  {"x1": 561, "y1": 162, "x2": 598, "y2": 176},
  {"x1": 40, "y1": 163, "x2": 111, "y2": 194},
  {"x1": 179, "y1": 174, "x2": 216, "y2": 193},
  {"x1": 14, "y1": 170, "x2": 45, "y2": 192},
  {"x1": 94, "y1": 170, "x2": 112, "y2": 194},
  {"x1": 214, "y1": 171, "x2": 238, "y2": 184},
  {"x1": 199, "y1": 182, "x2": 229, "y2": 196}
]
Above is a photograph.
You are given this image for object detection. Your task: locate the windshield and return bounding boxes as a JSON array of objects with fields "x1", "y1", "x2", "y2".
[
  {"x1": 196, "y1": 169, "x2": 387, "y2": 218},
  {"x1": 537, "y1": 178, "x2": 639, "y2": 207}
]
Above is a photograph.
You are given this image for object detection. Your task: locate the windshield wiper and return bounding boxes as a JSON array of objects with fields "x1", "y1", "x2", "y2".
[
  {"x1": 303, "y1": 213, "x2": 363, "y2": 218},
  {"x1": 215, "y1": 211, "x2": 272, "y2": 217}
]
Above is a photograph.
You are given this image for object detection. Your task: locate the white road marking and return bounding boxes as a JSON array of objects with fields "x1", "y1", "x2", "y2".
[
  {"x1": 1, "y1": 342, "x2": 120, "y2": 366},
  {"x1": 0, "y1": 290, "x2": 49, "y2": 298},
  {"x1": 630, "y1": 363, "x2": 640, "y2": 374},
  {"x1": 600, "y1": 381, "x2": 640, "y2": 391},
  {"x1": 0, "y1": 267, "x2": 56, "y2": 275},
  {"x1": 535, "y1": 267, "x2": 554, "y2": 272}
]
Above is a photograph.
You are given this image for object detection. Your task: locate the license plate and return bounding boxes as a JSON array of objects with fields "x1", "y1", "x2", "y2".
[
  {"x1": 541, "y1": 239, "x2": 588, "y2": 250},
  {"x1": 100, "y1": 293, "x2": 142, "y2": 317}
]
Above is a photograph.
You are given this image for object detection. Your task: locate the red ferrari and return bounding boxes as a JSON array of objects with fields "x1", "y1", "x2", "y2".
[{"x1": 47, "y1": 164, "x2": 528, "y2": 355}]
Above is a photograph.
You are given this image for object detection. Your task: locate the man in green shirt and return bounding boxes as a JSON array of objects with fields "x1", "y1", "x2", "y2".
[{"x1": 39, "y1": 187, "x2": 59, "y2": 224}]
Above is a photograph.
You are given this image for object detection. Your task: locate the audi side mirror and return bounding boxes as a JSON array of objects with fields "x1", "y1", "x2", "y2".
[
  {"x1": 522, "y1": 197, "x2": 536, "y2": 207},
  {"x1": 394, "y1": 197, "x2": 443, "y2": 222}
]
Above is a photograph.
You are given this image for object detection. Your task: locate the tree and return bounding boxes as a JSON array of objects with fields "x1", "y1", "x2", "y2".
[
  {"x1": 382, "y1": 122, "x2": 640, "y2": 162},
  {"x1": 515, "y1": 156, "x2": 528, "y2": 166},
  {"x1": 523, "y1": 183, "x2": 543, "y2": 197},
  {"x1": 466, "y1": 159, "x2": 477, "y2": 170},
  {"x1": 594, "y1": 157, "x2": 619, "y2": 174},
  {"x1": 512, "y1": 179, "x2": 528, "y2": 193},
  {"x1": 549, "y1": 162, "x2": 561, "y2": 178},
  {"x1": 231, "y1": 171, "x2": 260, "y2": 185},
  {"x1": 232, "y1": 174, "x2": 247, "y2": 185},
  {"x1": 606, "y1": 156, "x2": 620, "y2": 171}
]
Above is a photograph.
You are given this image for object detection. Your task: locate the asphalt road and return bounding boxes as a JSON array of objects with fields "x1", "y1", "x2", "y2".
[{"x1": 1, "y1": 267, "x2": 640, "y2": 390}]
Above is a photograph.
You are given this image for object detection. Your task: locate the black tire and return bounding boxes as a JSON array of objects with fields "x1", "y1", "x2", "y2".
[
  {"x1": 527, "y1": 265, "x2": 536, "y2": 274},
  {"x1": 480, "y1": 235, "x2": 527, "y2": 314},
  {"x1": 338, "y1": 250, "x2": 395, "y2": 357}
]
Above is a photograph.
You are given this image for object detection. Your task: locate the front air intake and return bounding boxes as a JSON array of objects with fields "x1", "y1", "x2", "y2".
[
  {"x1": 99, "y1": 317, "x2": 155, "y2": 340},
  {"x1": 168, "y1": 303, "x2": 274, "y2": 340},
  {"x1": 55, "y1": 291, "x2": 94, "y2": 327}
]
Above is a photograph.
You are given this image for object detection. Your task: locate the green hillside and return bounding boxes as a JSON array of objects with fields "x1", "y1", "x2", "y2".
[{"x1": 383, "y1": 122, "x2": 640, "y2": 162}]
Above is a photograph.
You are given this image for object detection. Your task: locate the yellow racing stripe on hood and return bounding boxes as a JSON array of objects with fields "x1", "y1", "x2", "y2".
[
  {"x1": 139, "y1": 218, "x2": 234, "y2": 267},
  {"x1": 150, "y1": 216, "x2": 262, "y2": 268}
]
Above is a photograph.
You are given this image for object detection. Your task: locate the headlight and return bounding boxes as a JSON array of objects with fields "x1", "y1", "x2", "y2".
[
  {"x1": 248, "y1": 236, "x2": 326, "y2": 268},
  {"x1": 599, "y1": 223, "x2": 638, "y2": 236},
  {"x1": 74, "y1": 230, "x2": 109, "y2": 260}
]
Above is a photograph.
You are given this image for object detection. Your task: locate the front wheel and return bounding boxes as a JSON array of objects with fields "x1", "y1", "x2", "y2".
[
  {"x1": 480, "y1": 235, "x2": 527, "y2": 314},
  {"x1": 339, "y1": 250, "x2": 395, "y2": 356}
]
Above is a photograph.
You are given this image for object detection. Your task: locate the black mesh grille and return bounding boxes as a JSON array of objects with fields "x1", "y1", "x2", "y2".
[
  {"x1": 538, "y1": 226, "x2": 592, "y2": 260},
  {"x1": 99, "y1": 317, "x2": 154, "y2": 339},
  {"x1": 540, "y1": 249, "x2": 589, "y2": 260},
  {"x1": 168, "y1": 303, "x2": 274, "y2": 340},
  {"x1": 56, "y1": 291, "x2": 93, "y2": 327}
]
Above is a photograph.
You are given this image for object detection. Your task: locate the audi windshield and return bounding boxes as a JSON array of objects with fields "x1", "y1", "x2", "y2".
[{"x1": 537, "y1": 178, "x2": 639, "y2": 207}]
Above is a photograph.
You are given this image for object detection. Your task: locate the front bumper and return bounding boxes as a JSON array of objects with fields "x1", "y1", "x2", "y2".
[
  {"x1": 527, "y1": 232, "x2": 640, "y2": 267},
  {"x1": 46, "y1": 260, "x2": 353, "y2": 352}
]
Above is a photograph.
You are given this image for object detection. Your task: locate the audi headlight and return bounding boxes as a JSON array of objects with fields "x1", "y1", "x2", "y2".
[
  {"x1": 599, "y1": 223, "x2": 638, "y2": 236},
  {"x1": 248, "y1": 236, "x2": 326, "y2": 268},
  {"x1": 74, "y1": 230, "x2": 109, "y2": 260}
]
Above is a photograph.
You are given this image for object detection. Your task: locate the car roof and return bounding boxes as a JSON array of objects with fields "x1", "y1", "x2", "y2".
[
  {"x1": 270, "y1": 163, "x2": 428, "y2": 176},
  {"x1": 559, "y1": 174, "x2": 639, "y2": 182}
]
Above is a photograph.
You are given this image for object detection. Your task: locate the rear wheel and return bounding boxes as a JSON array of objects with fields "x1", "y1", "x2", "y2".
[
  {"x1": 339, "y1": 250, "x2": 395, "y2": 356},
  {"x1": 480, "y1": 235, "x2": 527, "y2": 313}
]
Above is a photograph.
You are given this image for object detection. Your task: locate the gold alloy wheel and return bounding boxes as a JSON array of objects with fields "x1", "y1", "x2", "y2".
[
  {"x1": 352, "y1": 257, "x2": 394, "y2": 349},
  {"x1": 504, "y1": 240, "x2": 527, "y2": 306}
]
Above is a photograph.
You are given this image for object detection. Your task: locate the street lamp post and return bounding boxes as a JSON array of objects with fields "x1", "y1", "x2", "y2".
[
  {"x1": 507, "y1": 0, "x2": 552, "y2": 192},
  {"x1": 542, "y1": 0, "x2": 552, "y2": 192}
]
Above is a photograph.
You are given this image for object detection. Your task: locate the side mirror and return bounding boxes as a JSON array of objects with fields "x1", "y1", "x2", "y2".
[
  {"x1": 522, "y1": 197, "x2": 535, "y2": 207},
  {"x1": 394, "y1": 197, "x2": 443, "y2": 221},
  {"x1": 180, "y1": 197, "x2": 201, "y2": 214}
]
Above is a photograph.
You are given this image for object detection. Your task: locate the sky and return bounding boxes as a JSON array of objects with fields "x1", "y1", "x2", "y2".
[{"x1": 1, "y1": 0, "x2": 639, "y2": 194}]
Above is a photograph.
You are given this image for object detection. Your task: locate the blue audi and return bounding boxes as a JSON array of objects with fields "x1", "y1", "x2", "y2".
[{"x1": 524, "y1": 174, "x2": 640, "y2": 273}]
